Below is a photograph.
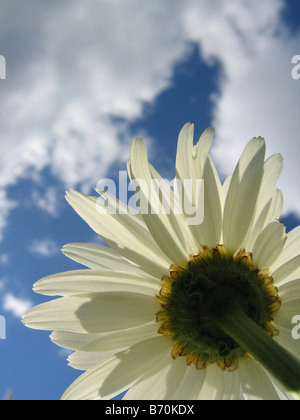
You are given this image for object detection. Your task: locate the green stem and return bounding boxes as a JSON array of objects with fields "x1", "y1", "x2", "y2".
[{"x1": 215, "y1": 306, "x2": 300, "y2": 393}]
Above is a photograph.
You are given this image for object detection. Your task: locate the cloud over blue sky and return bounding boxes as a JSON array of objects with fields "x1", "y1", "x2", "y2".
[
  {"x1": 0, "y1": 0, "x2": 299, "y2": 400},
  {"x1": 0, "y1": 0, "x2": 299, "y2": 223}
]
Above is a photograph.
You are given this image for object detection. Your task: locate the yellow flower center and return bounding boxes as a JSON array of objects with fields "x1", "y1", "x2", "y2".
[{"x1": 156, "y1": 245, "x2": 281, "y2": 372}]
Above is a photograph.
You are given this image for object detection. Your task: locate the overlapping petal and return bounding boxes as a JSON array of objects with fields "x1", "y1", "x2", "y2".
[
  {"x1": 252, "y1": 221, "x2": 287, "y2": 269},
  {"x1": 65, "y1": 189, "x2": 171, "y2": 278},
  {"x1": 51, "y1": 322, "x2": 158, "y2": 353},
  {"x1": 61, "y1": 336, "x2": 171, "y2": 400},
  {"x1": 127, "y1": 136, "x2": 193, "y2": 264},
  {"x1": 223, "y1": 137, "x2": 266, "y2": 252},
  {"x1": 239, "y1": 358, "x2": 281, "y2": 400},
  {"x1": 123, "y1": 355, "x2": 187, "y2": 400},
  {"x1": 241, "y1": 154, "x2": 284, "y2": 250},
  {"x1": 23, "y1": 292, "x2": 158, "y2": 333},
  {"x1": 175, "y1": 124, "x2": 223, "y2": 249},
  {"x1": 62, "y1": 242, "x2": 154, "y2": 276},
  {"x1": 33, "y1": 269, "x2": 160, "y2": 297}
]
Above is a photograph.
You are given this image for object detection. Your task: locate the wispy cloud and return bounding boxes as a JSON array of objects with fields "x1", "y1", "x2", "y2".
[
  {"x1": 0, "y1": 189, "x2": 17, "y2": 242},
  {"x1": 0, "y1": 253, "x2": 9, "y2": 265},
  {"x1": 2, "y1": 293, "x2": 32, "y2": 318},
  {"x1": 28, "y1": 238, "x2": 59, "y2": 258},
  {"x1": 31, "y1": 187, "x2": 60, "y2": 217}
]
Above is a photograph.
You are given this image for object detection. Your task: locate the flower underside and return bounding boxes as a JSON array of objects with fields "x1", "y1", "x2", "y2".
[{"x1": 156, "y1": 245, "x2": 281, "y2": 372}]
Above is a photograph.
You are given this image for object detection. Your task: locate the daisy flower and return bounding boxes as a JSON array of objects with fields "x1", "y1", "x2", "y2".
[{"x1": 23, "y1": 123, "x2": 300, "y2": 400}]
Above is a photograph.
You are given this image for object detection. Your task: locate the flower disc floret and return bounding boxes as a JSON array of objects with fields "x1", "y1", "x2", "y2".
[{"x1": 156, "y1": 245, "x2": 281, "y2": 371}]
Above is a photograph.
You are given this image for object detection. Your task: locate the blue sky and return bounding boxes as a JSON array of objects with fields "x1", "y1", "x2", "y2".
[{"x1": 0, "y1": 0, "x2": 300, "y2": 400}]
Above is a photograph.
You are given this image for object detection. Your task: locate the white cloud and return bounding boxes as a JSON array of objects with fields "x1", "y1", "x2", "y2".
[
  {"x1": 184, "y1": 0, "x2": 300, "y2": 216},
  {"x1": 2, "y1": 293, "x2": 32, "y2": 318},
  {"x1": 28, "y1": 238, "x2": 59, "y2": 258},
  {"x1": 0, "y1": 254, "x2": 9, "y2": 265},
  {"x1": 0, "y1": 0, "x2": 187, "y2": 191},
  {"x1": 0, "y1": 0, "x2": 189, "y2": 238},
  {"x1": 31, "y1": 187, "x2": 60, "y2": 217},
  {"x1": 0, "y1": 189, "x2": 17, "y2": 242},
  {"x1": 210, "y1": 34, "x2": 300, "y2": 216},
  {"x1": 0, "y1": 0, "x2": 299, "y2": 242},
  {"x1": 181, "y1": 0, "x2": 300, "y2": 217}
]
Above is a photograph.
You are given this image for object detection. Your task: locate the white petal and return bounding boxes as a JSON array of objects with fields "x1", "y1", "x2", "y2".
[
  {"x1": 128, "y1": 137, "x2": 192, "y2": 264},
  {"x1": 272, "y1": 328, "x2": 300, "y2": 362},
  {"x1": 94, "y1": 187, "x2": 140, "y2": 218},
  {"x1": 100, "y1": 336, "x2": 172, "y2": 399},
  {"x1": 62, "y1": 355, "x2": 122, "y2": 400},
  {"x1": 197, "y1": 364, "x2": 225, "y2": 400},
  {"x1": 222, "y1": 370, "x2": 242, "y2": 400},
  {"x1": 239, "y1": 357, "x2": 280, "y2": 400},
  {"x1": 259, "y1": 154, "x2": 284, "y2": 207},
  {"x1": 171, "y1": 364, "x2": 207, "y2": 400},
  {"x1": 252, "y1": 221, "x2": 287, "y2": 269},
  {"x1": 51, "y1": 322, "x2": 158, "y2": 352},
  {"x1": 246, "y1": 189, "x2": 284, "y2": 254},
  {"x1": 278, "y1": 279, "x2": 300, "y2": 302},
  {"x1": 62, "y1": 336, "x2": 172, "y2": 400},
  {"x1": 241, "y1": 200, "x2": 273, "y2": 252},
  {"x1": 266, "y1": 188, "x2": 284, "y2": 226},
  {"x1": 80, "y1": 323, "x2": 158, "y2": 353},
  {"x1": 62, "y1": 243, "x2": 154, "y2": 277},
  {"x1": 271, "y1": 226, "x2": 300, "y2": 271},
  {"x1": 34, "y1": 269, "x2": 159, "y2": 297},
  {"x1": 176, "y1": 124, "x2": 213, "y2": 184},
  {"x1": 272, "y1": 255, "x2": 300, "y2": 286},
  {"x1": 51, "y1": 330, "x2": 101, "y2": 350},
  {"x1": 73, "y1": 292, "x2": 158, "y2": 333},
  {"x1": 149, "y1": 163, "x2": 199, "y2": 255},
  {"x1": 123, "y1": 363, "x2": 172, "y2": 400},
  {"x1": 272, "y1": 298, "x2": 300, "y2": 334},
  {"x1": 271, "y1": 379, "x2": 298, "y2": 400},
  {"x1": 284, "y1": 225, "x2": 300, "y2": 245},
  {"x1": 175, "y1": 125, "x2": 222, "y2": 249},
  {"x1": 242, "y1": 154, "x2": 284, "y2": 250},
  {"x1": 124, "y1": 354, "x2": 187, "y2": 400},
  {"x1": 23, "y1": 296, "x2": 92, "y2": 333},
  {"x1": 23, "y1": 292, "x2": 158, "y2": 333},
  {"x1": 65, "y1": 189, "x2": 170, "y2": 278},
  {"x1": 189, "y1": 156, "x2": 223, "y2": 248},
  {"x1": 223, "y1": 137, "x2": 266, "y2": 253},
  {"x1": 68, "y1": 351, "x2": 115, "y2": 371}
]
